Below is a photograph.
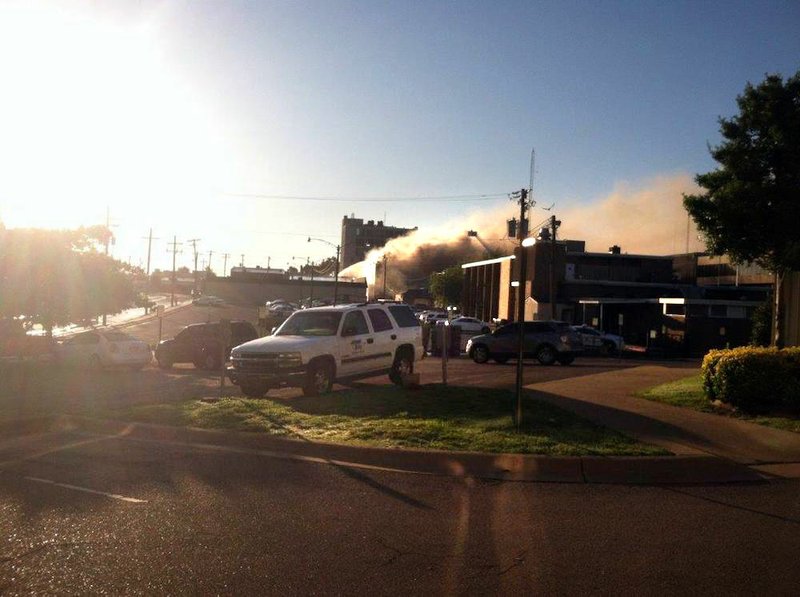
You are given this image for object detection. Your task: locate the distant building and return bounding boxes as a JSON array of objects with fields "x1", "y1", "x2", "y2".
[
  {"x1": 230, "y1": 266, "x2": 286, "y2": 282},
  {"x1": 341, "y1": 216, "x2": 416, "y2": 269}
]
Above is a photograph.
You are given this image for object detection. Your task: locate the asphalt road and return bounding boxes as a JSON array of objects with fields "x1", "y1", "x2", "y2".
[{"x1": 1, "y1": 430, "x2": 799, "y2": 595}]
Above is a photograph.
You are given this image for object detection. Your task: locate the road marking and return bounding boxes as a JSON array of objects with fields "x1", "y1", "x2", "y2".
[{"x1": 24, "y1": 476, "x2": 148, "y2": 504}]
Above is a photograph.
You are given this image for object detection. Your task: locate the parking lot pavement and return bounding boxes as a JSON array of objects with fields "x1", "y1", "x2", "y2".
[{"x1": 411, "y1": 354, "x2": 698, "y2": 389}]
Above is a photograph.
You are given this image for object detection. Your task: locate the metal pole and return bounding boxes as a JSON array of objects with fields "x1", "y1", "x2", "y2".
[
  {"x1": 309, "y1": 259, "x2": 314, "y2": 305},
  {"x1": 145, "y1": 228, "x2": 153, "y2": 315},
  {"x1": 550, "y1": 215, "x2": 557, "y2": 320},
  {"x1": 170, "y1": 236, "x2": 178, "y2": 307},
  {"x1": 102, "y1": 206, "x2": 110, "y2": 326},
  {"x1": 441, "y1": 311, "x2": 449, "y2": 386},
  {"x1": 514, "y1": 189, "x2": 529, "y2": 429},
  {"x1": 333, "y1": 245, "x2": 340, "y2": 306}
]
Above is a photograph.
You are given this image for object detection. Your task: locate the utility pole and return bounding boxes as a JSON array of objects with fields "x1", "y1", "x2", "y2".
[
  {"x1": 333, "y1": 244, "x2": 340, "y2": 306},
  {"x1": 101, "y1": 206, "x2": 117, "y2": 326},
  {"x1": 208, "y1": 250, "x2": 213, "y2": 273},
  {"x1": 512, "y1": 187, "x2": 534, "y2": 429},
  {"x1": 309, "y1": 258, "x2": 314, "y2": 305},
  {"x1": 267, "y1": 256, "x2": 271, "y2": 270},
  {"x1": 141, "y1": 228, "x2": 160, "y2": 314},
  {"x1": 187, "y1": 238, "x2": 201, "y2": 294},
  {"x1": 167, "y1": 236, "x2": 182, "y2": 307},
  {"x1": 240, "y1": 254, "x2": 245, "y2": 267},
  {"x1": 142, "y1": 229, "x2": 158, "y2": 278},
  {"x1": 222, "y1": 253, "x2": 231, "y2": 277},
  {"x1": 549, "y1": 215, "x2": 560, "y2": 319}
]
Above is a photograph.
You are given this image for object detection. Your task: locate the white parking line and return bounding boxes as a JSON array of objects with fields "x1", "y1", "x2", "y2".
[{"x1": 24, "y1": 476, "x2": 148, "y2": 504}]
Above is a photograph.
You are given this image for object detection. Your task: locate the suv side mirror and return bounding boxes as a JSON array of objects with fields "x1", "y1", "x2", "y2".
[{"x1": 271, "y1": 326, "x2": 277, "y2": 335}]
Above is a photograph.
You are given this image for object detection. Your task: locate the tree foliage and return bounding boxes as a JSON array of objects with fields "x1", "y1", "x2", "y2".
[
  {"x1": 684, "y1": 71, "x2": 800, "y2": 347},
  {"x1": 683, "y1": 71, "x2": 800, "y2": 272},
  {"x1": 0, "y1": 226, "x2": 136, "y2": 333},
  {"x1": 429, "y1": 266, "x2": 463, "y2": 308}
]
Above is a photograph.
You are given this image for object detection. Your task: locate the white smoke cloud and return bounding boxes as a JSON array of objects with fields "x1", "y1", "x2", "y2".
[
  {"x1": 340, "y1": 172, "x2": 707, "y2": 294},
  {"x1": 557, "y1": 173, "x2": 705, "y2": 255}
]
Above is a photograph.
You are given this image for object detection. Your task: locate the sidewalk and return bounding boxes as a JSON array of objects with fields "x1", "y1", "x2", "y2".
[
  {"x1": 0, "y1": 415, "x2": 765, "y2": 486},
  {"x1": 527, "y1": 365, "x2": 800, "y2": 467}
]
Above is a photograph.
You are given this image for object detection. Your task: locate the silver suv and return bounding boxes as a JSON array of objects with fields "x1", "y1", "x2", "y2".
[
  {"x1": 227, "y1": 302, "x2": 424, "y2": 397},
  {"x1": 466, "y1": 320, "x2": 583, "y2": 365}
]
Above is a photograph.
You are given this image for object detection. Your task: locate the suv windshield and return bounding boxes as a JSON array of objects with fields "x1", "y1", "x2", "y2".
[{"x1": 277, "y1": 312, "x2": 342, "y2": 336}]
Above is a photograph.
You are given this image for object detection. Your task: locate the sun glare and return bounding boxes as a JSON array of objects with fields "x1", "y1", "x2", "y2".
[{"x1": 0, "y1": 2, "x2": 232, "y2": 234}]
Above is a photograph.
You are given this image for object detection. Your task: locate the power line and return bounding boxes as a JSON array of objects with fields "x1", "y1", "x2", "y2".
[{"x1": 222, "y1": 192, "x2": 511, "y2": 203}]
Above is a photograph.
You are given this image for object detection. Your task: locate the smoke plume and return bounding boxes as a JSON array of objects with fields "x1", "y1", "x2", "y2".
[
  {"x1": 339, "y1": 173, "x2": 706, "y2": 296},
  {"x1": 558, "y1": 173, "x2": 705, "y2": 255}
]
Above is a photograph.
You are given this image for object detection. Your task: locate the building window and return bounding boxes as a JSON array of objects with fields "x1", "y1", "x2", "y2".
[
  {"x1": 727, "y1": 306, "x2": 746, "y2": 319},
  {"x1": 688, "y1": 304, "x2": 707, "y2": 317},
  {"x1": 709, "y1": 304, "x2": 727, "y2": 318},
  {"x1": 664, "y1": 303, "x2": 685, "y2": 316}
]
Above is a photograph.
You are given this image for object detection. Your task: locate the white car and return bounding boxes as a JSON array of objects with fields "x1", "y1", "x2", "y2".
[
  {"x1": 418, "y1": 310, "x2": 445, "y2": 323},
  {"x1": 444, "y1": 316, "x2": 491, "y2": 334},
  {"x1": 58, "y1": 330, "x2": 152, "y2": 369},
  {"x1": 426, "y1": 312, "x2": 451, "y2": 325},
  {"x1": 228, "y1": 302, "x2": 425, "y2": 397},
  {"x1": 571, "y1": 325, "x2": 625, "y2": 355}
]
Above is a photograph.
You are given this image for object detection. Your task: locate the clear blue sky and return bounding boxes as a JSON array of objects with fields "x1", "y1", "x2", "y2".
[{"x1": 0, "y1": 0, "x2": 798, "y2": 270}]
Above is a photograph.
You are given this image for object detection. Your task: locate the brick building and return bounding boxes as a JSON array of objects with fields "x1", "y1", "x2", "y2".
[
  {"x1": 340, "y1": 216, "x2": 417, "y2": 268},
  {"x1": 461, "y1": 240, "x2": 770, "y2": 354}
]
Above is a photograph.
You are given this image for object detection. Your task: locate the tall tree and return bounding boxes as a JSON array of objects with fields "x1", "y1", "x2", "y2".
[
  {"x1": 429, "y1": 266, "x2": 464, "y2": 308},
  {"x1": 0, "y1": 226, "x2": 136, "y2": 335},
  {"x1": 684, "y1": 71, "x2": 800, "y2": 346}
]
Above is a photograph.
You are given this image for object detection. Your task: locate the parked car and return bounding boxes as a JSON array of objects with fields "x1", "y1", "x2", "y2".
[
  {"x1": 571, "y1": 325, "x2": 625, "y2": 355},
  {"x1": 268, "y1": 303, "x2": 297, "y2": 319},
  {"x1": 155, "y1": 321, "x2": 259, "y2": 370},
  {"x1": 466, "y1": 321, "x2": 583, "y2": 365},
  {"x1": 57, "y1": 330, "x2": 152, "y2": 370},
  {"x1": 228, "y1": 302, "x2": 425, "y2": 398},
  {"x1": 440, "y1": 316, "x2": 489, "y2": 334},
  {"x1": 418, "y1": 309, "x2": 444, "y2": 323},
  {"x1": 421, "y1": 311, "x2": 447, "y2": 324}
]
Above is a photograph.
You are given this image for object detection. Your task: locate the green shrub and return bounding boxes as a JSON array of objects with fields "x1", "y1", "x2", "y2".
[
  {"x1": 701, "y1": 349, "x2": 728, "y2": 400},
  {"x1": 702, "y1": 347, "x2": 800, "y2": 412}
]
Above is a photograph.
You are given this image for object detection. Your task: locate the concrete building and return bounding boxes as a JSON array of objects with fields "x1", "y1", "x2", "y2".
[
  {"x1": 340, "y1": 216, "x2": 417, "y2": 269},
  {"x1": 461, "y1": 240, "x2": 770, "y2": 354}
]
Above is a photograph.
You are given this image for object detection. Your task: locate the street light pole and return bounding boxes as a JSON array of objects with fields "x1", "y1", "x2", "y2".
[
  {"x1": 512, "y1": 187, "x2": 534, "y2": 429},
  {"x1": 308, "y1": 237, "x2": 341, "y2": 306}
]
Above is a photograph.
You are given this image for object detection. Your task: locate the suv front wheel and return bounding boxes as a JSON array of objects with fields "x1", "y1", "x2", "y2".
[
  {"x1": 195, "y1": 347, "x2": 221, "y2": 371},
  {"x1": 471, "y1": 345, "x2": 490, "y2": 364},
  {"x1": 303, "y1": 360, "x2": 334, "y2": 397},
  {"x1": 536, "y1": 345, "x2": 557, "y2": 366},
  {"x1": 389, "y1": 349, "x2": 413, "y2": 385}
]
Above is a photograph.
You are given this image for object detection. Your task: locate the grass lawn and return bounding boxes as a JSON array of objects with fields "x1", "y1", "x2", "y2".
[
  {"x1": 116, "y1": 384, "x2": 667, "y2": 456},
  {"x1": 638, "y1": 375, "x2": 800, "y2": 434}
]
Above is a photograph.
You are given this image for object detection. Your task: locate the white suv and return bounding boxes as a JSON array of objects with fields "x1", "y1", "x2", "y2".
[{"x1": 227, "y1": 303, "x2": 424, "y2": 397}]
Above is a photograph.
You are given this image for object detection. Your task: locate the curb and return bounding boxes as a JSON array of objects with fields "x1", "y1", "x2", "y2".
[{"x1": 10, "y1": 414, "x2": 768, "y2": 486}]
